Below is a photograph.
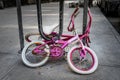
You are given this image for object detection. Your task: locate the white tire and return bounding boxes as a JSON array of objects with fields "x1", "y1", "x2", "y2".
[
  {"x1": 67, "y1": 46, "x2": 98, "y2": 74},
  {"x1": 22, "y1": 41, "x2": 50, "y2": 67}
]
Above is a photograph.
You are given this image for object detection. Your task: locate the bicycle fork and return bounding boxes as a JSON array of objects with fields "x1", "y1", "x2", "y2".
[
  {"x1": 78, "y1": 38, "x2": 87, "y2": 61},
  {"x1": 68, "y1": 34, "x2": 86, "y2": 61}
]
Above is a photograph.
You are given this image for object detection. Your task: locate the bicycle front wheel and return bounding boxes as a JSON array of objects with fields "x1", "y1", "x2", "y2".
[
  {"x1": 22, "y1": 41, "x2": 50, "y2": 67},
  {"x1": 67, "y1": 46, "x2": 98, "y2": 74}
]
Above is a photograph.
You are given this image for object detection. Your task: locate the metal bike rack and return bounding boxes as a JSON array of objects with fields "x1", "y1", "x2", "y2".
[
  {"x1": 36, "y1": 0, "x2": 64, "y2": 40},
  {"x1": 16, "y1": 0, "x2": 88, "y2": 52},
  {"x1": 16, "y1": 0, "x2": 64, "y2": 52},
  {"x1": 83, "y1": 0, "x2": 88, "y2": 34},
  {"x1": 16, "y1": 0, "x2": 24, "y2": 52},
  {"x1": 83, "y1": 0, "x2": 88, "y2": 44}
]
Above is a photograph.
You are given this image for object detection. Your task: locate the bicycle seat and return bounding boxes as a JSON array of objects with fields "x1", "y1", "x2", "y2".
[{"x1": 43, "y1": 24, "x2": 59, "y2": 35}]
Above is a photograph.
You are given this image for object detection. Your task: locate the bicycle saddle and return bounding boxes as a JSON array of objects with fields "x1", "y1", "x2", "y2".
[{"x1": 43, "y1": 24, "x2": 59, "y2": 35}]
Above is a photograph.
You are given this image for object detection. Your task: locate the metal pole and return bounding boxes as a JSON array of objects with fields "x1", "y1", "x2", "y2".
[
  {"x1": 16, "y1": 0, "x2": 24, "y2": 52},
  {"x1": 83, "y1": 0, "x2": 88, "y2": 44},
  {"x1": 59, "y1": 0, "x2": 64, "y2": 39}
]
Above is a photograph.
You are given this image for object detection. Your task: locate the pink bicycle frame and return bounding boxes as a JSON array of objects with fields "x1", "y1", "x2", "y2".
[
  {"x1": 32, "y1": 8, "x2": 92, "y2": 56},
  {"x1": 56, "y1": 34, "x2": 86, "y2": 58}
]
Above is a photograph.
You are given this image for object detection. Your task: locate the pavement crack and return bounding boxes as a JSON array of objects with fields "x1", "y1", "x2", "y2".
[{"x1": 100, "y1": 64, "x2": 120, "y2": 68}]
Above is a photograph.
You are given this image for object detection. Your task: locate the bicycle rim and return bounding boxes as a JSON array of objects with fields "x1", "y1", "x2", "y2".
[{"x1": 22, "y1": 41, "x2": 50, "y2": 67}]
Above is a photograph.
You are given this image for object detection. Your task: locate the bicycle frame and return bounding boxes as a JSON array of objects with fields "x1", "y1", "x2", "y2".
[
  {"x1": 33, "y1": 32, "x2": 86, "y2": 59},
  {"x1": 57, "y1": 34, "x2": 86, "y2": 58},
  {"x1": 56, "y1": 35, "x2": 82, "y2": 49},
  {"x1": 31, "y1": 7, "x2": 92, "y2": 59}
]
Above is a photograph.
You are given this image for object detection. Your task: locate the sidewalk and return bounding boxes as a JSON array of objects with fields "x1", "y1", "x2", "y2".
[{"x1": 0, "y1": 2, "x2": 120, "y2": 80}]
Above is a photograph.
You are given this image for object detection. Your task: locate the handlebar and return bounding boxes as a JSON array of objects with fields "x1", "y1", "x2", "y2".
[
  {"x1": 67, "y1": 7, "x2": 79, "y2": 32},
  {"x1": 85, "y1": 8, "x2": 92, "y2": 34},
  {"x1": 67, "y1": 7, "x2": 92, "y2": 33}
]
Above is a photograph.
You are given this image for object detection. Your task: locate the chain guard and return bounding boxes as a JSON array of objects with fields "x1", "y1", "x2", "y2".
[{"x1": 50, "y1": 45, "x2": 64, "y2": 59}]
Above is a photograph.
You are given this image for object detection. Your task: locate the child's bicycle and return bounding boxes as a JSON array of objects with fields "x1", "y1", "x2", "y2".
[{"x1": 21, "y1": 7, "x2": 98, "y2": 74}]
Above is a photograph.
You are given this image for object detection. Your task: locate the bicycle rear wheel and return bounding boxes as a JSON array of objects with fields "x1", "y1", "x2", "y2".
[
  {"x1": 67, "y1": 46, "x2": 98, "y2": 74},
  {"x1": 22, "y1": 41, "x2": 50, "y2": 67}
]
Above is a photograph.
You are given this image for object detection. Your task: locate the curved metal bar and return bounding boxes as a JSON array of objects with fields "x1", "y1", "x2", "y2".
[
  {"x1": 36, "y1": 0, "x2": 64, "y2": 40},
  {"x1": 36, "y1": 0, "x2": 51, "y2": 40}
]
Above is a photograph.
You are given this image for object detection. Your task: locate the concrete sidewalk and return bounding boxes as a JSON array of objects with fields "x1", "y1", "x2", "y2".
[{"x1": 0, "y1": 2, "x2": 120, "y2": 80}]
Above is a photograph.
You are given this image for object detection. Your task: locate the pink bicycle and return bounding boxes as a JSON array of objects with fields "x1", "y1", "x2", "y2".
[{"x1": 21, "y1": 8, "x2": 98, "y2": 74}]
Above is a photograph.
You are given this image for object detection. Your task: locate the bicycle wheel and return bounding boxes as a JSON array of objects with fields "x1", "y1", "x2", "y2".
[
  {"x1": 22, "y1": 41, "x2": 50, "y2": 67},
  {"x1": 67, "y1": 46, "x2": 98, "y2": 74}
]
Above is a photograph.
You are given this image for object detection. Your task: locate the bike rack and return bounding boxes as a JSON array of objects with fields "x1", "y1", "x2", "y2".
[
  {"x1": 36, "y1": 0, "x2": 64, "y2": 40},
  {"x1": 16, "y1": 0, "x2": 88, "y2": 52},
  {"x1": 83, "y1": 0, "x2": 88, "y2": 44},
  {"x1": 16, "y1": 0, "x2": 24, "y2": 52}
]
